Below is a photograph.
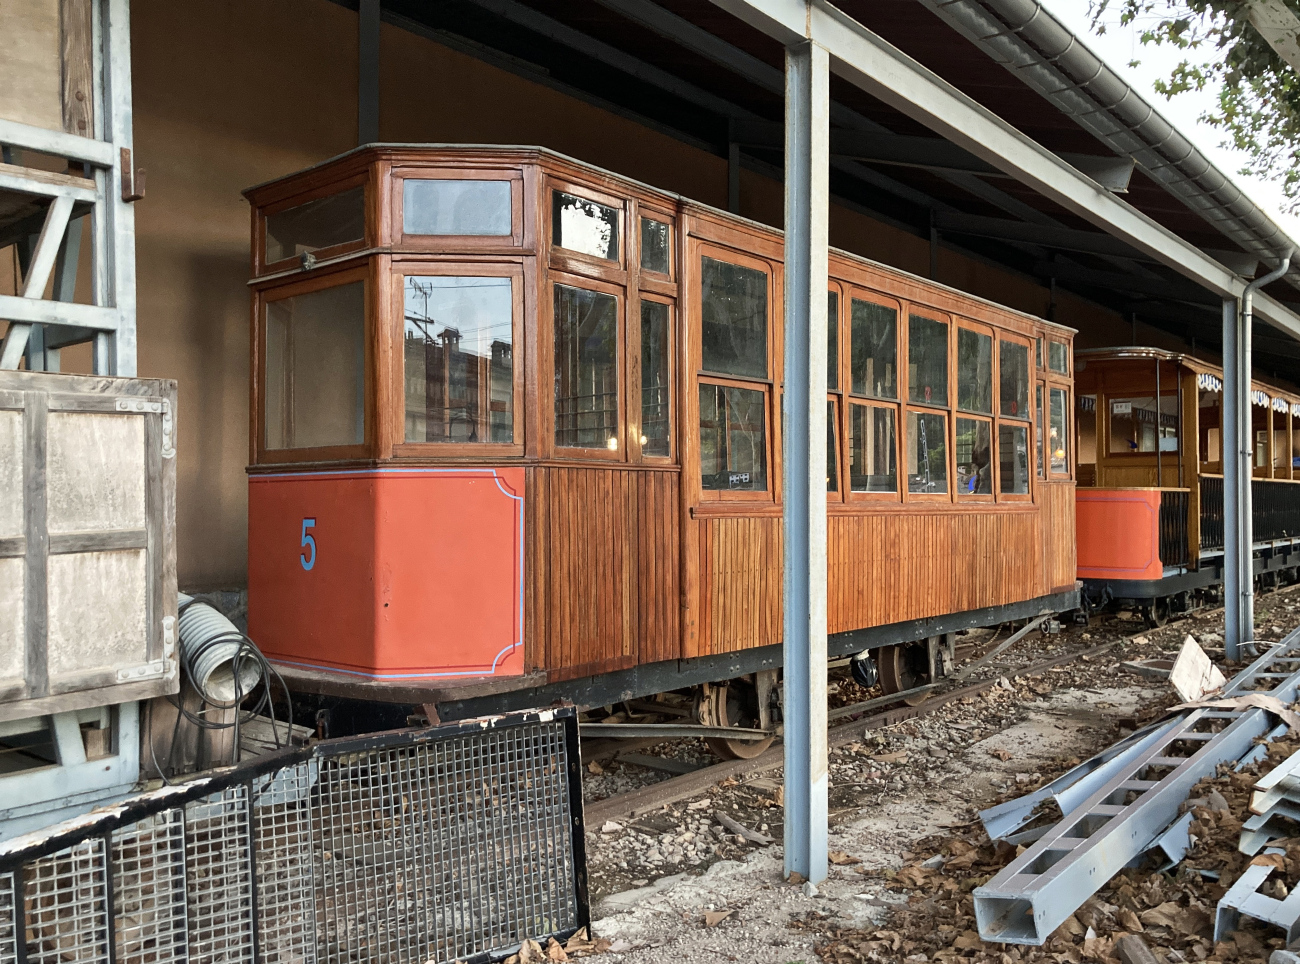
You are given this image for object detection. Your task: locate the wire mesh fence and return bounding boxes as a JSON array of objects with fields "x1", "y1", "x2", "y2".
[{"x1": 0, "y1": 708, "x2": 587, "y2": 964}]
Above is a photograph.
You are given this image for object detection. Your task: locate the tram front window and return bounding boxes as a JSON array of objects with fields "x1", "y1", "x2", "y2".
[
  {"x1": 1108, "y1": 396, "x2": 1177, "y2": 454},
  {"x1": 554, "y1": 284, "x2": 619, "y2": 449},
  {"x1": 264, "y1": 281, "x2": 365, "y2": 450},
  {"x1": 403, "y1": 276, "x2": 514, "y2": 444}
]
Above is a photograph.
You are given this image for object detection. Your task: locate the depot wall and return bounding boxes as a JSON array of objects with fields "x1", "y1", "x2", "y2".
[{"x1": 118, "y1": 0, "x2": 1145, "y2": 588}]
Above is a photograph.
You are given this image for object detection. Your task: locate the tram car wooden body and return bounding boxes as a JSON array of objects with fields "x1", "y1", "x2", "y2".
[
  {"x1": 243, "y1": 146, "x2": 1078, "y2": 749},
  {"x1": 1075, "y1": 348, "x2": 1300, "y2": 624}
]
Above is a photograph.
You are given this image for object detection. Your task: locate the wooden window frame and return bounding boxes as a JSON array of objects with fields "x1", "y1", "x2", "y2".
[
  {"x1": 1047, "y1": 339, "x2": 1070, "y2": 376},
  {"x1": 954, "y1": 413, "x2": 996, "y2": 503},
  {"x1": 1035, "y1": 380, "x2": 1046, "y2": 481},
  {"x1": 549, "y1": 270, "x2": 627, "y2": 463},
  {"x1": 258, "y1": 171, "x2": 369, "y2": 276},
  {"x1": 827, "y1": 394, "x2": 843, "y2": 499},
  {"x1": 995, "y1": 332, "x2": 1034, "y2": 503},
  {"x1": 901, "y1": 306, "x2": 951, "y2": 503},
  {"x1": 637, "y1": 207, "x2": 676, "y2": 284},
  {"x1": 845, "y1": 398, "x2": 901, "y2": 502},
  {"x1": 995, "y1": 419, "x2": 1034, "y2": 502},
  {"x1": 902, "y1": 406, "x2": 951, "y2": 502},
  {"x1": 827, "y1": 283, "x2": 843, "y2": 503},
  {"x1": 845, "y1": 288, "x2": 902, "y2": 404},
  {"x1": 955, "y1": 319, "x2": 995, "y2": 419},
  {"x1": 391, "y1": 167, "x2": 525, "y2": 251},
  {"x1": 697, "y1": 375, "x2": 775, "y2": 502},
  {"x1": 252, "y1": 262, "x2": 373, "y2": 465},
  {"x1": 1047, "y1": 382, "x2": 1073, "y2": 480},
  {"x1": 387, "y1": 261, "x2": 526, "y2": 460},
  {"x1": 632, "y1": 291, "x2": 676, "y2": 464},
  {"x1": 547, "y1": 178, "x2": 628, "y2": 283},
  {"x1": 692, "y1": 243, "x2": 778, "y2": 504}
]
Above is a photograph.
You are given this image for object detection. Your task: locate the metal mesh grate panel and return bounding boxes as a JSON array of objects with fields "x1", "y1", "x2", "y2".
[
  {"x1": 0, "y1": 873, "x2": 16, "y2": 964},
  {"x1": 186, "y1": 786, "x2": 254, "y2": 964},
  {"x1": 113, "y1": 808, "x2": 188, "y2": 963},
  {"x1": 254, "y1": 761, "x2": 319, "y2": 964},
  {"x1": 24, "y1": 838, "x2": 110, "y2": 964},
  {"x1": 0, "y1": 710, "x2": 584, "y2": 964}
]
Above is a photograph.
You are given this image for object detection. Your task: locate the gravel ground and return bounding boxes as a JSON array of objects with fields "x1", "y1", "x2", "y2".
[{"x1": 570, "y1": 587, "x2": 1300, "y2": 963}]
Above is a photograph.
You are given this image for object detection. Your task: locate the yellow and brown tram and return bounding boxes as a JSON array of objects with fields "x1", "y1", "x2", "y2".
[
  {"x1": 1076, "y1": 348, "x2": 1300, "y2": 625},
  {"x1": 242, "y1": 145, "x2": 1078, "y2": 747}
]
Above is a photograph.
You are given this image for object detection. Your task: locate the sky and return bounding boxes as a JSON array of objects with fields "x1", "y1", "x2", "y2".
[{"x1": 1040, "y1": 0, "x2": 1300, "y2": 242}]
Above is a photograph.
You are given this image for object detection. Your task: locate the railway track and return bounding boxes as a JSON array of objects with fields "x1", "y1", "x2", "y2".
[{"x1": 583, "y1": 628, "x2": 1171, "y2": 824}]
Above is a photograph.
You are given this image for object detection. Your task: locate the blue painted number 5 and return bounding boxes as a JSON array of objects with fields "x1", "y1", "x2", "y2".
[{"x1": 300, "y1": 518, "x2": 317, "y2": 571}]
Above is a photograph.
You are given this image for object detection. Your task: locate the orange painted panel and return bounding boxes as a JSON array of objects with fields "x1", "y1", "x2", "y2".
[
  {"x1": 248, "y1": 468, "x2": 525, "y2": 679},
  {"x1": 1075, "y1": 488, "x2": 1161, "y2": 581}
]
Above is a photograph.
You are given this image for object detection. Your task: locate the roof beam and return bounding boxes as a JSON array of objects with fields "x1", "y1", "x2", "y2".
[
  {"x1": 933, "y1": 211, "x2": 1150, "y2": 259},
  {"x1": 706, "y1": 0, "x2": 1300, "y2": 341},
  {"x1": 1033, "y1": 261, "x2": 1212, "y2": 304},
  {"x1": 732, "y1": 119, "x2": 1134, "y2": 191}
]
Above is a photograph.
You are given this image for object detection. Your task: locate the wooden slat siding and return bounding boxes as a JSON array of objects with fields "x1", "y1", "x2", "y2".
[
  {"x1": 535, "y1": 466, "x2": 680, "y2": 679},
  {"x1": 1045, "y1": 483, "x2": 1077, "y2": 591},
  {"x1": 697, "y1": 516, "x2": 783, "y2": 655}
]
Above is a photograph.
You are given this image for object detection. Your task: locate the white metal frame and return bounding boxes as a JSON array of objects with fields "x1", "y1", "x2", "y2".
[{"x1": 0, "y1": 0, "x2": 138, "y2": 376}]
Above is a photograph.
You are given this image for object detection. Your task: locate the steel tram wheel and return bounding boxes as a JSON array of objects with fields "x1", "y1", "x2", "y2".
[
  {"x1": 702, "y1": 679, "x2": 775, "y2": 761},
  {"x1": 876, "y1": 642, "x2": 932, "y2": 705}
]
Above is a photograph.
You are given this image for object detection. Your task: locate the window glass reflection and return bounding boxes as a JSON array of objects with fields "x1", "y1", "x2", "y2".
[
  {"x1": 850, "y1": 300, "x2": 897, "y2": 399},
  {"x1": 999, "y1": 424, "x2": 1030, "y2": 494},
  {"x1": 1108, "y1": 396, "x2": 1178, "y2": 454},
  {"x1": 957, "y1": 328, "x2": 992, "y2": 414},
  {"x1": 1051, "y1": 388, "x2": 1069, "y2": 473},
  {"x1": 827, "y1": 400, "x2": 839, "y2": 493},
  {"x1": 956, "y1": 418, "x2": 992, "y2": 494},
  {"x1": 1049, "y1": 341, "x2": 1069, "y2": 374},
  {"x1": 827, "y1": 291, "x2": 839, "y2": 391},
  {"x1": 553, "y1": 191, "x2": 619, "y2": 261},
  {"x1": 404, "y1": 276, "x2": 514, "y2": 444},
  {"x1": 701, "y1": 257, "x2": 767, "y2": 378},
  {"x1": 700, "y1": 384, "x2": 766, "y2": 490},
  {"x1": 641, "y1": 300, "x2": 671, "y2": 456},
  {"x1": 908, "y1": 315, "x2": 948, "y2": 407},
  {"x1": 403, "y1": 179, "x2": 512, "y2": 236},
  {"x1": 266, "y1": 187, "x2": 364, "y2": 263},
  {"x1": 554, "y1": 284, "x2": 619, "y2": 449},
  {"x1": 641, "y1": 218, "x2": 670, "y2": 274},
  {"x1": 1000, "y1": 341, "x2": 1030, "y2": 419},
  {"x1": 850, "y1": 404, "x2": 896, "y2": 493},
  {"x1": 907, "y1": 410, "x2": 948, "y2": 493}
]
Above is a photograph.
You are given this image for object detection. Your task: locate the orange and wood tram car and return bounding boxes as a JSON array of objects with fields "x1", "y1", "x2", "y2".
[
  {"x1": 243, "y1": 145, "x2": 1079, "y2": 752},
  {"x1": 1075, "y1": 348, "x2": 1300, "y2": 626}
]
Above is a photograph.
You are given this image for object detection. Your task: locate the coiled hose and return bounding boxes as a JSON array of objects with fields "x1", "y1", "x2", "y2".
[{"x1": 150, "y1": 593, "x2": 293, "y2": 781}]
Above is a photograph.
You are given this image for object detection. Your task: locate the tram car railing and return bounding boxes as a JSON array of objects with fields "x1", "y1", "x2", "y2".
[
  {"x1": 1158, "y1": 489, "x2": 1191, "y2": 568},
  {"x1": 1200, "y1": 475, "x2": 1225, "y2": 552},
  {"x1": 1254, "y1": 478, "x2": 1300, "y2": 542}
]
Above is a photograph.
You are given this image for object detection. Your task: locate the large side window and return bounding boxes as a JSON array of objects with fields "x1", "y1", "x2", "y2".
[
  {"x1": 908, "y1": 314, "x2": 948, "y2": 407},
  {"x1": 849, "y1": 404, "x2": 897, "y2": 493},
  {"x1": 554, "y1": 284, "x2": 619, "y2": 450},
  {"x1": 997, "y1": 339, "x2": 1032, "y2": 498},
  {"x1": 264, "y1": 280, "x2": 365, "y2": 451},
  {"x1": 402, "y1": 275, "x2": 514, "y2": 444},
  {"x1": 851, "y1": 299, "x2": 897, "y2": 400},
  {"x1": 698, "y1": 254, "x2": 771, "y2": 494},
  {"x1": 906, "y1": 313, "x2": 949, "y2": 495},
  {"x1": 846, "y1": 294, "x2": 900, "y2": 498}
]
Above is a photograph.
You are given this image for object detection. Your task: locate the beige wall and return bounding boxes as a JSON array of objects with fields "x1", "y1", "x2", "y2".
[{"x1": 120, "y1": 0, "x2": 1142, "y2": 588}]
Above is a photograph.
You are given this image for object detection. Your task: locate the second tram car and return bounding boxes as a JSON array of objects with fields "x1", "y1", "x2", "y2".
[
  {"x1": 243, "y1": 145, "x2": 1078, "y2": 751},
  {"x1": 1075, "y1": 348, "x2": 1300, "y2": 625}
]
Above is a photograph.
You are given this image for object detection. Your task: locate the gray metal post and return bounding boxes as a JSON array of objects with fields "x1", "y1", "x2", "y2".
[
  {"x1": 1223, "y1": 297, "x2": 1243, "y2": 660},
  {"x1": 359, "y1": 0, "x2": 381, "y2": 144},
  {"x1": 782, "y1": 38, "x2": 829, "y2": 884}
]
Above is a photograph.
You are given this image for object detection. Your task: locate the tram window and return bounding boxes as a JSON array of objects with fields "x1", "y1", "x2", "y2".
[
  {"x1": 999, "y1": 423, "x2": 1030, "y2": 494},
  {"x1": 1036, "y1": 385, "x2": 1044, "y2": 478},
  {"x1": 554, "y1": 284, "x2": 619, "y2": 450},
  {"x1": 1293, "y1": 412, "x2": 1300, "y2": 469},
  {"x1": 956, "y1": 418, "x2": 992, "y2": 495},
  {"x1": 849, "y1": 404, "x2": 897, "y2": 493},
  {"x1": 641, "y1": 218, "x2": 670, "y2": 274},
  {"x1": 699, "y1": 384, "x2": 767, "y2": 491},
  {"x1": 957, "y1": 329, "x2": 992, "y2": 414},
  {"x1": 850, "y1": 299, "x2": 897, "y2": 399},
  {"x1": 1200, "y1": 388, "x2": 1222, "y2": 463},
  {"x1": 906, "y1": 410, "x2": 948, "y2": 494},
  {"x1": 908, "y1": 315, "x2": 948, "y2": 407},
  {"x1": 701, "y1": 257, "x2": 768, "y2": 378},
  {"x1": 1036, "y1": 337, "x2": 1043, "y2": 369},
  {"x1": 265, "y1": 186, "x2": 364, "y2": 264},
  {"x1": 1108, "y1": 396, "x2": 1178, "y2": 454},
  {"x1": 827, "y1": 400, "x2": 840, "y2": 493},
  {"x1": 640, "y1": 300, "x2": 671, "y2": 457},
  {"x1": 264, "y1": 282, "x2": 365, "y2": 450},
  {"x1": 1050, "y1": 388, "x2": 1070, "y2": 474},
  {"x1": 553, "y1": 191, "x2": 619, "y2": 261},
  {"x1": 1049, "y1": 341, "x2": 1068, "y2": 374},
  {"x1": 403, "y1": 276, "x2": 514, "y2": 444},
  {"x1": 1077, "y1": 395, "x2": 1097, "y2": 468},
  {"x1": 403, "y1": 179, "x2": 511, "y2": 236},
  {"x1": 827, "y1": 291, "x2": 839, "y2": 391},
  {"x1": 999, "y1": 342, "x2": 1030, "y2": 419}
]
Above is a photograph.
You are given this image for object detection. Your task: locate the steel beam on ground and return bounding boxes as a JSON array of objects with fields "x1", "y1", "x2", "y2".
[
  {"x1": 972, "y1": 635, "x2": 1300, "y2": 944},
  {"x1": 782, "y1": 38, "x2": 830, "y2": 885},
  {"x1": 703, "y1": 0, "x2": 1300, "y2": 341}
]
